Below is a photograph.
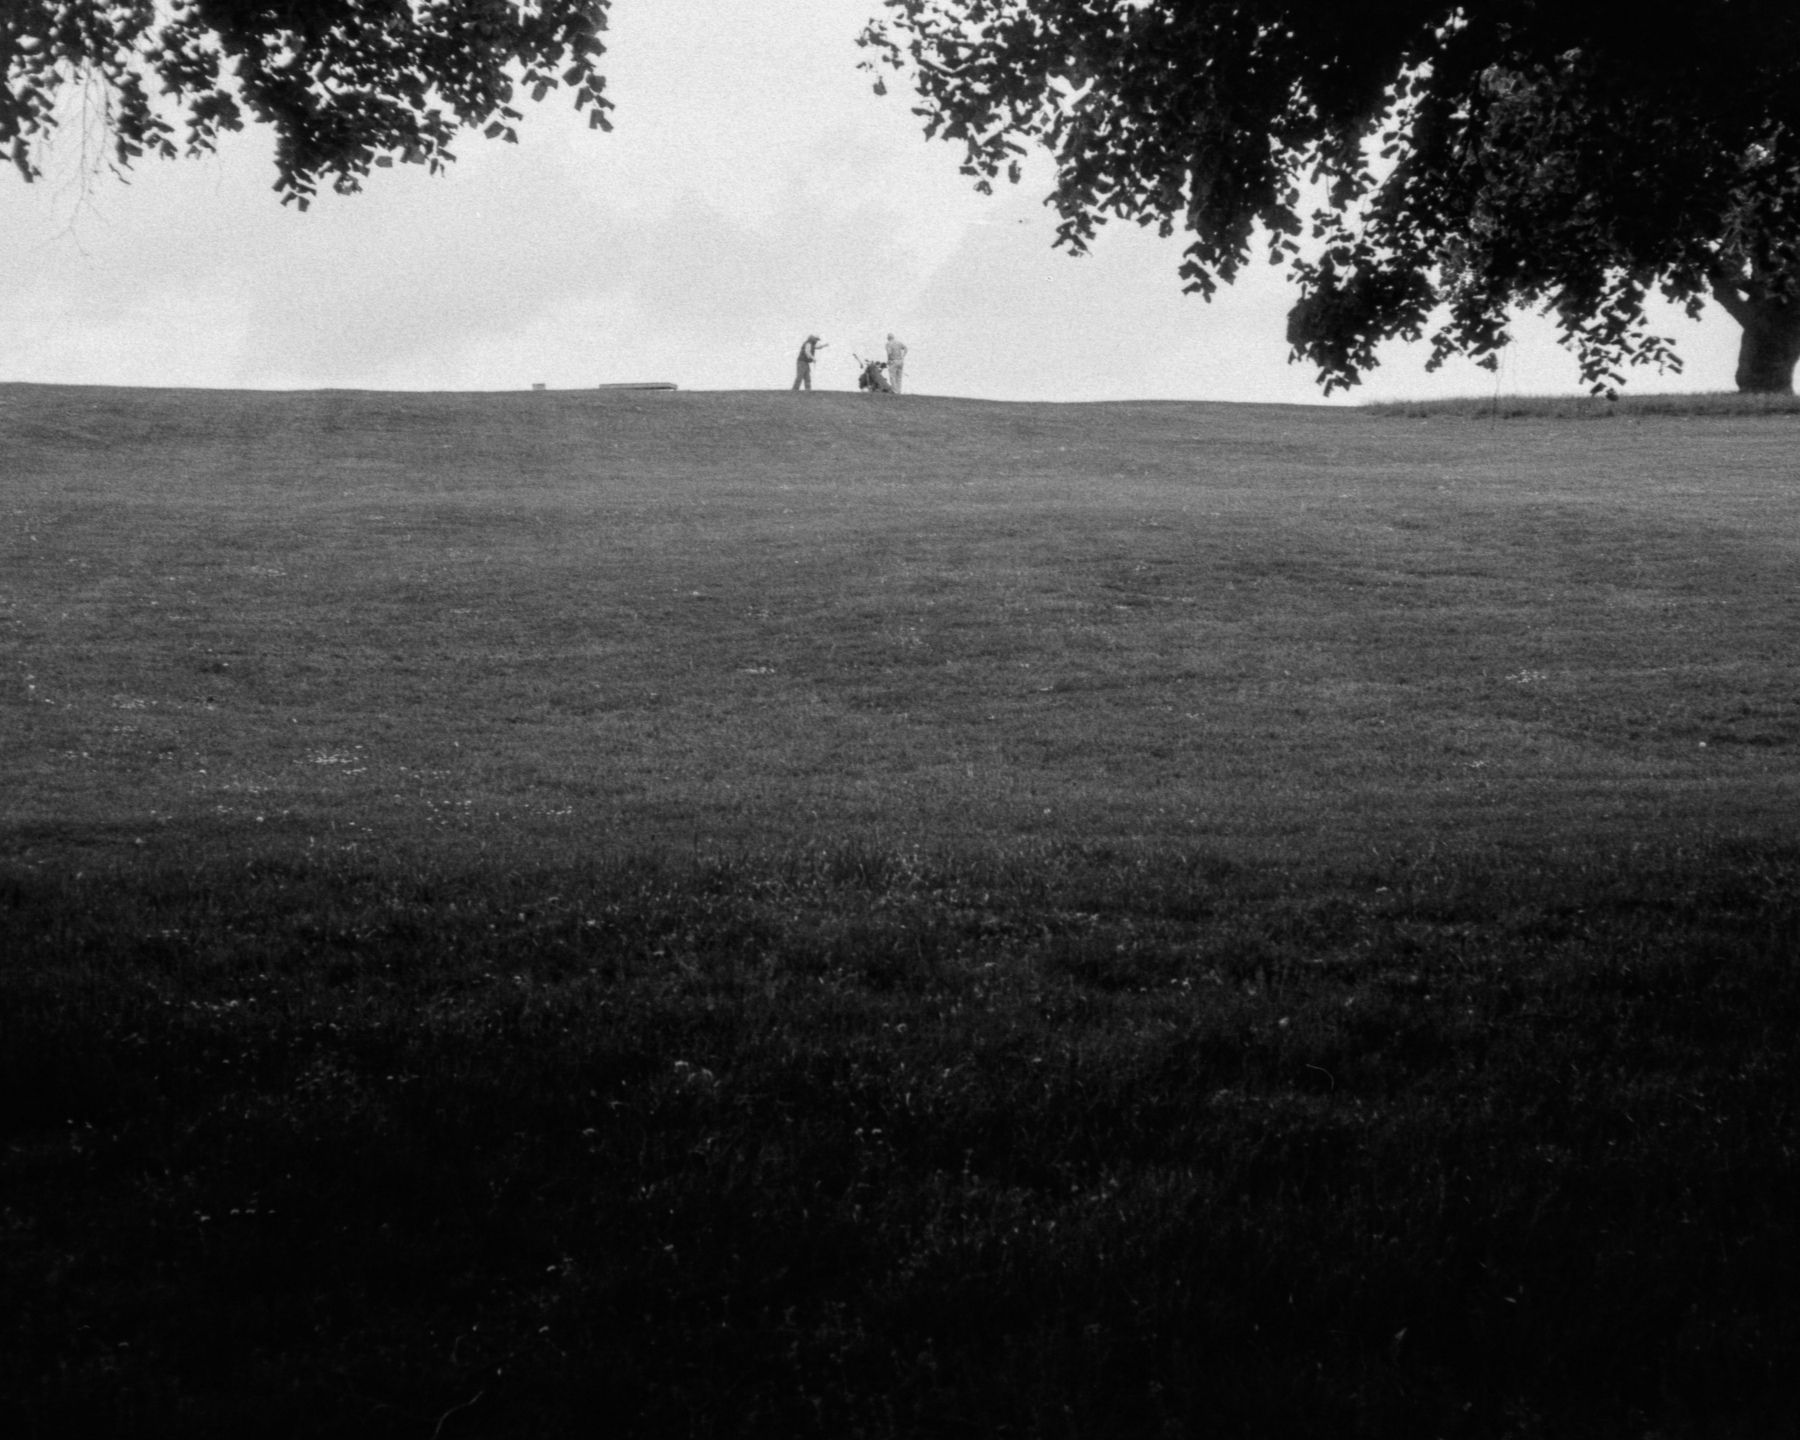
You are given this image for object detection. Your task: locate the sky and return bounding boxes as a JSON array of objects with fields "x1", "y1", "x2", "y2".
[{"x1": 1, "y1": 0, "x2": 1746, "y2": 403}]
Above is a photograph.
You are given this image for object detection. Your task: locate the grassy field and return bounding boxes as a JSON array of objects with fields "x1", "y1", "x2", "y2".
[{"x1": 3, "y1": 382, "x2": 1798, "y2": 1437}]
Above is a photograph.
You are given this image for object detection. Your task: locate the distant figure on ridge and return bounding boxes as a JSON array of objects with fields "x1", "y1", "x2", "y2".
[
  {"x1": 885, "y1": 333, "x2": 908, "y2": 394},
  {"x1": 792, "y1": 334, "x2": 826, "y2": 391}
]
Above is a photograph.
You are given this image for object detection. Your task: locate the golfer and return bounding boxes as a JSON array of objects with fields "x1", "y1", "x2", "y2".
[
  {"x1": 792, "y1": 334, "x2": 826, "y2": 391},
  {"x1": 885, "y1": 333, "x2": 908, "y2": 393}
]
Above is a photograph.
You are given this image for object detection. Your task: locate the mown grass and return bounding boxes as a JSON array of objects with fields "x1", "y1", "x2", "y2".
[
  {"x1": 6, "y1": 839, "x2": 1798, "y2": 1439},
  {"x1": 3, "y1": 384, "x2": 1799, "y2": 1437}
]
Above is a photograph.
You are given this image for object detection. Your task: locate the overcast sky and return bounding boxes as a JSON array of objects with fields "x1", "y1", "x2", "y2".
[{"x1": 1, "y1": 0, "x2": 1743, "y2": 402}]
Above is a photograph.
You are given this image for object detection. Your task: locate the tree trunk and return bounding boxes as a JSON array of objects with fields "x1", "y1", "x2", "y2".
[
  {"x1": 1710, "y1": 272, "x2": 1800, "y2": 393},
  {"x1": 1732, "y1": 296, "x2": 1800, "y2": 393}
]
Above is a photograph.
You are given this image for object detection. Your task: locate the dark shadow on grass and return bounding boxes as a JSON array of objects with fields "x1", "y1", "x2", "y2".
[{"x1": 4, "y1": 835, "x2": 1799, "y2": 1438}]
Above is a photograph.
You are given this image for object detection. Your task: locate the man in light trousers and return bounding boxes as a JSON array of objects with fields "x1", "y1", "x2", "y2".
[{"x1": 885, "y1": 333, "x2": 908, "y2": 394}]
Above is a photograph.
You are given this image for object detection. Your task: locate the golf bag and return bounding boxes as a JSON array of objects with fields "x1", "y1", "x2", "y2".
[{"x1": 855, "y1": 355, "x2": 894, "y2": 393}]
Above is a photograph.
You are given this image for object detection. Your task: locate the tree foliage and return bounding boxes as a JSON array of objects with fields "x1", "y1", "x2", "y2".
[
  {"x1": 860, "y1": 1, "x2": 1800, "y2": 393},
  {"x1": 1, "y1": 0, "x2": 611, "y2": 207}
]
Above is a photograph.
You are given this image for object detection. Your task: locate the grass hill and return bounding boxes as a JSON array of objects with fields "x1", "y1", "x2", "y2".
[
  {"x1": 3, "y1": 383, "x2": 1798, "y2": 1438},
  {"x1": 7, "y1": 382, "x2": 1796, "y2": 867}
]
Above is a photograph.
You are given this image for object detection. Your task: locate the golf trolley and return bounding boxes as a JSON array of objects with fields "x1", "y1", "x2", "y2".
[{"x1": 854, "y1": 354, "x2": 894, "y2": 393}]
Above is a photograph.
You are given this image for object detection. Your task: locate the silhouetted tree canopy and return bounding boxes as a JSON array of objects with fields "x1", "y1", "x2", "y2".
[
  {"x1": 860, "y1": 1, "x2": 1800, "y2": 393},
  {"x1": 2, "y1": 0, "x2": 610, "y2": 207}
]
